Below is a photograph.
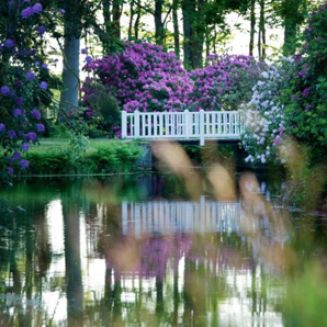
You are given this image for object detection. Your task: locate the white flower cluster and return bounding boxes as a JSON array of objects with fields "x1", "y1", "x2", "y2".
[{"x1": 241, "y1": 59, "x2": 292, "y2": 164}]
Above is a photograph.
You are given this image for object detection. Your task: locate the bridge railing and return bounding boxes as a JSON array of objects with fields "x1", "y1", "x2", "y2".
[
  {"x1": 121, "y1": 110, "x2": 244, "y2": 145},
  {"x1": 122, "y1": 197, "x2": 242, "y2": 236}
]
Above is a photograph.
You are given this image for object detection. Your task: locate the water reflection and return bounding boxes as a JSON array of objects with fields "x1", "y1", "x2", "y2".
[{"x1": 0, "y1": 174, "x2": 324, "y2": 326}]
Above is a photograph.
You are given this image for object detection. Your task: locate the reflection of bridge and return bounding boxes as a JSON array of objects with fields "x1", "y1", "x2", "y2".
[
  {"x1": 121, "y1": 110, "x2": 244, "y2": 145},
  {"x1": 122, "y1": 196, "x2": 241, "y2": 236}
]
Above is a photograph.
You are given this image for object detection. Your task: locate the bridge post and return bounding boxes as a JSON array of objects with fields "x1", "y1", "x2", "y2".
[
  {"x1": 199, "y1": 109, "x2": 205, "y2": 146},
  {"x1": 121, "y1": 111, "x2": 127, "y2": 138},
  {"x1": 185, "y1": 109, "x2": 191, "y2": 139},
  {"x1": 134, "y1": 110, "x2": 140, "y2": 137}
]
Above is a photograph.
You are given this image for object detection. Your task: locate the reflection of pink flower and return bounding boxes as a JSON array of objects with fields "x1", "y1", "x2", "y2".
[
  {"x1": 105, "y1": 233, "x2": 192, "y2": 280},
  {"x1": 139, "y1": 237, "x2": 172, "y2": 278}
]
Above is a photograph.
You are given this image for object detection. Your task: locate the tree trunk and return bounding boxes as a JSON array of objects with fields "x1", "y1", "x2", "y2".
[
  {"x1": 182, "y1": 0, "x2": 205, "y2": 69},
  {"x1": 213, "y1": 25, "x2": 218, "y2": 54},
  {"x1": 128, "y1": 0, "x2": 135, "y2": 40},
  {"x1": 103, "y1": 0, "x2": 111, "y2": 35},
  {"x1": 172, "y1": 0, "x2": 180, "y2": 59},
  {"x1": 283, "y1": 16, "x2": 298, "y2": 56},
  {"x1": 60, "y1": 37, "x2": 80, "y2": 113},
  {"x1": 59, "y1": 1, "x2": 82, "y2": 116},
  {"x1": 258, "y1": 27, "x2": 261, "y2": 59},
  {"x1": 205, "y1": 27, "x2": 210, "y2": 64},
  {"x1": 191, "y1": 0, "x2": 205, "y2": 68},
  {"x1": 258, "y1": 0, "x2": 266, "y2": 61},
  {"x1": 282, "y1": 0, "x2": 302, "y2": 56},
  {"x1": 155, "y1": 0, "x2": 165, "y2": 45},
  {"x1": 112, "y1": 0, "x2": 123, "y2": 39},
  {"x1": 249, "y1": 0, "x2": 256, "y2": 56},
  {"x1": 134, "y1": 2, "x2": 141, "y2": 40},
  {"x1": 182, "y1": 0, "x2": 195, "y2": 69}
]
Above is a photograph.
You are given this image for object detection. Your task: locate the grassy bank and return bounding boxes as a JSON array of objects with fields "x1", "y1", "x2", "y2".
[{"x1": 22, "y1": 138, "x2": 142, "y2": 176}]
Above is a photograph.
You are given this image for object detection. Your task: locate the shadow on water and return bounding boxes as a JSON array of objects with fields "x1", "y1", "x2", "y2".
[{"x1": 0, "y1": 142, "x2": 326, "y2": 326}]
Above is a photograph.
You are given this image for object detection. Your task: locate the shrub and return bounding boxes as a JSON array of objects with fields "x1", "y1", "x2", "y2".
[
  {"x1": 190, "y1": 55, "x2": 265, "y2": 111},
  {"x1": 82, "y1": 82, "x2": 121, "y2": 136},
  {"x1": 23, "y1": 140, "x2": 142, "y2": 175},
  {"x1": 283, "y1": 4, "x2": 327, "y2": 157},
  {"x1": 241, "y1": 59, "x2": 295, "y2": 164},
  {"x1": 83, "y1": 42, "x2": 193, "y2": 114},
  {"x1": 0, "y1": 1, "x2": 52, "y2": 178}
]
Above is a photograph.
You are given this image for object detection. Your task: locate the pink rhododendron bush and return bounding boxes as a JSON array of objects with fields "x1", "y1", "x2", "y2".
[
  {"x1": 82, "y1": 43, "x2": 265, "y2": 115},
  {"x1": 83, "y1": 42, "x2": 193, "y2": 113},
  {"x1": 190, "y1": 54, "x2": 266, "y2": 111}
]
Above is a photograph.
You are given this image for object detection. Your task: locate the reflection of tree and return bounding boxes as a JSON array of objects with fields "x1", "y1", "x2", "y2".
[
  {"x1": 63, "y1": 202, "x2": 83, "y2": 327},
  {"x1": 98, "y1": 203, "x2": 123, "y2": 325},
  {"x1": 0, "y1": 200, "x2": 52, "y2": 326}
]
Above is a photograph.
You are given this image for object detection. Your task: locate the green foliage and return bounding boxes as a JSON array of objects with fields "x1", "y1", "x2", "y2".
[
  {"x1": 283, "y1": 4, "x2": 327, "y2": 158},
  {"x1": 23, "y1": 139, "x2": 142, "y2": 176},
  {"x1": 84, "y1": 82, "x2": 121, "y2": 136}
]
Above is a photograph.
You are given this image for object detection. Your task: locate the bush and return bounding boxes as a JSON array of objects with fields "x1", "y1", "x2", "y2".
[
  {"x1": 241, "y1": 59, "x2": 295, "y2": 164},
  {"x1": 82, "y1": 82, "x2": 121, "y2": 137},
  {"x1": 23, "y1": 140, "x2": 142, "y2": 175},
  {"x1": 83, "y1": 42, "x2": 193, "y2": 113},
  {"x1": 190, "y1": 55, "x2": 265, "y2": 111},
  {"x1": 283, "y1": 4, "x2": 327, "y2": 157},
  {"x1": 0, "y1": 1, "x2": 52, "y2": 178}
]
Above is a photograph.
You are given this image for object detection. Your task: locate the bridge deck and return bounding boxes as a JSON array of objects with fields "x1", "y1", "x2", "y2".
[{"x1": 121, "y1": 110, "x2": 244, "y2": 145}]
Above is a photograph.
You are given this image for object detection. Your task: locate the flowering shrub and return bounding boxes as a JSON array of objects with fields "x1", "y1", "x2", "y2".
[
  {"x1": 283, "y1": 4, "x2": 327, "y2": 155},
  {"x1": 190, "y1": 55, "x2": 265, "y2": 111},
  {"x1": 241, "y1": 59, "x2": 295, "y2": 164},
  {"x1": 83, "y1": 42, "x2": 193, "y2": 113},
  {"x1": 0, "y1": 1, "x2": 51, "y2": 177}
]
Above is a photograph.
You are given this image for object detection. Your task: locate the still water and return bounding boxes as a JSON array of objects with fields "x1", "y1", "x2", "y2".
[{"x1": 0, "y1": 173, "x2": 326, "y2": 327}]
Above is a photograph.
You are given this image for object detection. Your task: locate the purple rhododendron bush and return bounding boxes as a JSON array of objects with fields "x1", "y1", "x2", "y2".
[
  {"x1": 0, "y1": 1, "x2": 51, "y2": 178},
  {"x1": 83, "y1": 42, "x2": 193, "y2": 113},
  {"x1": 83, "y1": 43, "x2": 264, "y2": 115}
]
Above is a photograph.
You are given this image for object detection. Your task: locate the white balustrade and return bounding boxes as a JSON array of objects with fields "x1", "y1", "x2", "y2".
[{"x1": 121, "y1": 110, "x2": 244, "y2": 145}]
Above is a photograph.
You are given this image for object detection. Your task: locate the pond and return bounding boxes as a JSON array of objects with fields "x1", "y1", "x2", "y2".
[{"x1": 0, "y1": 171, "x2": 326, "y2": 327}]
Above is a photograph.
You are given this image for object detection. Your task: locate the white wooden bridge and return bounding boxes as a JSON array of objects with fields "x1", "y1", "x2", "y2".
[
  {"x1": 121, "y1": 110, "x2": 244, "y2": 145},
  {"x1": 121, "y1": 197, "x2": 242, "y2": 236}
]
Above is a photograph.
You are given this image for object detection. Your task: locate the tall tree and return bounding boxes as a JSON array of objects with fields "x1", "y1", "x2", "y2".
[
  {"x1": 172, "y1": 0, "x2": 180, "y2": 58},
  {"x1": 102, "y1": 0, "x2": 111, "y2": 40},
  {"x1": 128, "y1": 0, "x2": 135, "y2": 40},
  {"x1": 134, "y1": 1, "x2": 142, "y2": 40},
  {"x1": 281, "y1": 0, "x2": 307, "y2": 56},
  {"x1": 90, "y1": 0, "x2": 125, "y2": 55},
  {"x1": 182, "y1": 0, "x2": 250, "y2": 69},
  {"x1": 258, "y1": 0, "x2": 266, "y2": 61},
  {"x1": 59, "y1": 0, "x2": 83, "y2": 115},
  {"x1": 112, "y1": 0, "x2": 123, "y2": 39},
  {"x1": 181, "y1": 0, "x2": 196, "y2": 68},
  {"x1": 155, "y1": 0, "x2": 165, "y2": 45},
  {"x1": 249, "y1": 0, "x2": 256, "y2": 56}
]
